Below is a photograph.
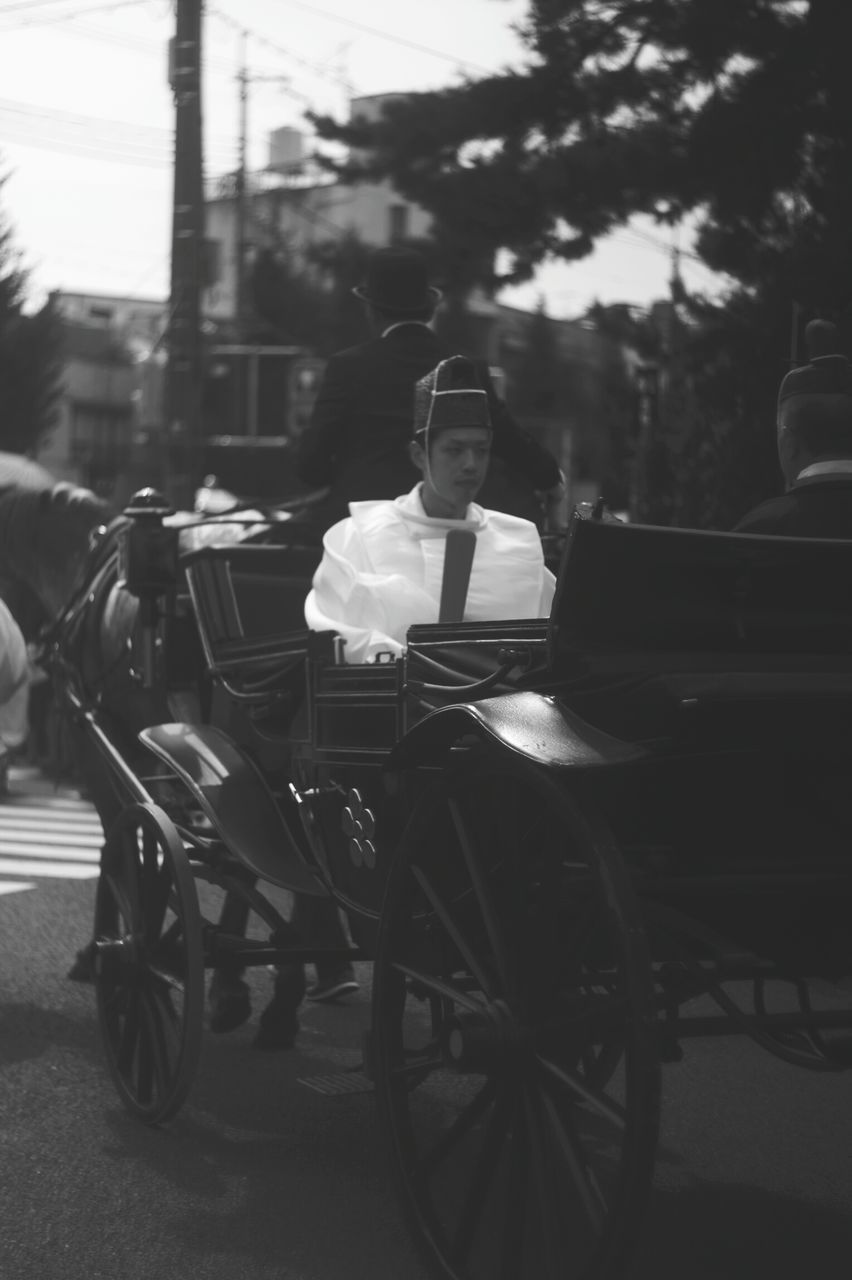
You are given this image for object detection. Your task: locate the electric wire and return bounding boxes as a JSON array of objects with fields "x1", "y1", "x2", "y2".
[
  {"x1": 0, "y1": 0, "x2": 148, "y2": 27},
  {"x1": 274, "y1": 0, "x2": 498, "y2": 76}
]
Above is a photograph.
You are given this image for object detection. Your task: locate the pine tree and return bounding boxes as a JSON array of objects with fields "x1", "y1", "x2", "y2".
[
  {"x1": 0, "y1": 174, "x2": 63, "y2": 455},
  {"x1": 311, "y1": 1, "x2": 851, "y2": 318}
]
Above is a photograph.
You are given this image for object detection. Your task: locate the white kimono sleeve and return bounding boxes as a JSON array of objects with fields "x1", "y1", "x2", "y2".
[
  {"x1": 540, "y1": 566, "x2": 557, "y2": 617},
  {"x1": 304, "y1": 519, "x2": 407, "y2": 663}
]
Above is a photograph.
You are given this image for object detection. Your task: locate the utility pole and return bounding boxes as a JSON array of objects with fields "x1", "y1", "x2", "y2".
[
  {"x1": 230, "y1": 43, "x2": 290, "y2": 437},
  {"x1": 232, "y1": 32, "x2": 248, "y2": 437},
  {"x1": 166, "y1": 0, "x2": 205, "y2": 510},
  {"x1": 235, "y1": 32, "x2": 249, "y2": 347}
]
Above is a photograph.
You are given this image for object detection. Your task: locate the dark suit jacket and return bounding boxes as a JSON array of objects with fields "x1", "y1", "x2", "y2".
[
  {"x1": 734, "y1": 476, "x2": 852, "y2": 538},
  {"x1": 296, "y1": 323, "x2": 562, "y2": 529}
]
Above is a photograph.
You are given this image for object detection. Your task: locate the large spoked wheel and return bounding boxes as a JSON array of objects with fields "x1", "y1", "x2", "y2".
[
  {"x1": 372, "y1": 760, "x2": 660, "y2": 1280},
  {"x1": 94, "y1": 802, "x2": 203, "y2": 1124}
]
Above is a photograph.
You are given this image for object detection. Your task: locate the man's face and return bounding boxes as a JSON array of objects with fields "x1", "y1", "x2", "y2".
[{"x1": 413, "y1": 425, "x2": 492, "y2": 517}]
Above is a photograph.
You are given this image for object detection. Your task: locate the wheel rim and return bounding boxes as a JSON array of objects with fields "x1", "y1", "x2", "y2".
[
  {"x1": 94, "y1": 802, "x2": 203, "y2": 1124},
  {"x1": 372, "y1": 764, "x2": 660, "y2": 1280}
]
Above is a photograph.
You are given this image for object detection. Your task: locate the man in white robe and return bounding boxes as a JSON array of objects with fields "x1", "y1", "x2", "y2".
[{"x1": 305, "y1": 356, "x2": 556, "y2": 662}]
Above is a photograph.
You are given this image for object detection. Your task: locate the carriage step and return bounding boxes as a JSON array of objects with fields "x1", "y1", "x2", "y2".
[{"x1": 297, "y1": 1071, "x2": 374, "y2": 1096}]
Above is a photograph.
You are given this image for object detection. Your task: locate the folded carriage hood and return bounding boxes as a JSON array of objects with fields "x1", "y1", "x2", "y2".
[{"x1": 387, "y1": 690, "x2": 647, "y2": 772}]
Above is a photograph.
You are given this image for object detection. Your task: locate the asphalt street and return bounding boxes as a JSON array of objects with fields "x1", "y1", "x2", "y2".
[{"x1": 1, "y1": 765, "x2": 852, "y2": 1280}]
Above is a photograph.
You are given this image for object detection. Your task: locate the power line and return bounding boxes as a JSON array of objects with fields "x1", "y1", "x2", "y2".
[
  {"x1": 274, "y1": 0, "x2": 496, "y2": 76},
  {"x1": 0, "y1": 96, "x2": 237, "y2": 168},
  {"x1": 0, "y1": 0, "x2": 148, "y2": 27},
  {"x1": 0, "y1": 0, "x2": 90, "y2": 12},
  {"x1": 208, "y1": 5, "x2": 353, "y2": 91}
]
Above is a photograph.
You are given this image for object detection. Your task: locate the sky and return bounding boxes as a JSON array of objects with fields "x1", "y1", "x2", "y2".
[{"x1": 0, "y1": 0, "x2": 727, "y2": 318}]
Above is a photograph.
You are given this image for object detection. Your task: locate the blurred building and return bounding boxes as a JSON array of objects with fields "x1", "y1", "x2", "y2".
[
  {"x1": 37, "y1": 292, "x2": 166, "y2": 505},
  {"x1": 204, "y1": 95, "x2": 432, "y2": 326}
]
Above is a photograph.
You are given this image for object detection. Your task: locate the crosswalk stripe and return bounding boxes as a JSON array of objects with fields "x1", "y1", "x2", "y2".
[
  {"x1": 0, "y1": 857, "x2": 98, "y2": 879},
  {"x1": 0, "y1": 840, "x2": 99, "y2": 862},
  {"x1": 1, "y1": 772, "x2": 103, "y2": 890},
  {"x1": 1, "y1": 821, "x2": 103, "y2": 847},
  {"x1": 3, "y1": 794, "x2": 96, "y2": 811}
]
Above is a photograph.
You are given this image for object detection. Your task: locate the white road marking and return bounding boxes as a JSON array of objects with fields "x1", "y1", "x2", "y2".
[
  {"x1": 0, "y1": 858, "x2": 99, "y2": 879},
  {"x1": 0, "y1": 841, "x2": 100, "y2": 862},
  {"x1": 0, "y1": 776, "x2": 103, "y2": 893}
]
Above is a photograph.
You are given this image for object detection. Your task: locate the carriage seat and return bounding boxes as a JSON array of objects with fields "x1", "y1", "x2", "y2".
[
  {"x1": 181, "y1": 543, "x2": 332, "y2": 763},
  {"x1": 546, "y1": 514, "x2": 852, "y2": 749}
]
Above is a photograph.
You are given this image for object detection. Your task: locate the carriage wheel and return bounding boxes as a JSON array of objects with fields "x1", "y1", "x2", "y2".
[
  {"x1": 94, "y1": 802, "x2": 203, "y2": 1124},
  {"x1": 372, "y1": 761, "x2": 660, "y2": 1280}
]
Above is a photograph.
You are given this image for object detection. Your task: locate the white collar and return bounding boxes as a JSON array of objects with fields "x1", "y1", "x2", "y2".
[
  {"x1": 381, "y1": 321, "x2": 433, "y2": 338},
  {"x1": 395, "y1": 484, "x2": 486, "y2": 532},
  {"x1": 795, "y1": 460, "x2": 852, "y2": 482}
]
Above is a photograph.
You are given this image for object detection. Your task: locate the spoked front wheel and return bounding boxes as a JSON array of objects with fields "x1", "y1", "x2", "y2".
[
  {"x1": 94, "y1": 802, "x2": 203, "y2": 1124},
  {"x1": 372, "y1": 761, "x2": 660, "y2": 1280}
]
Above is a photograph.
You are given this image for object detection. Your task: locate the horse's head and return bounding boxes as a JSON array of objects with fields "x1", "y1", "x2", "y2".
[{"x1": 0, "y1": 482, "x2": 113, "y2": 620}]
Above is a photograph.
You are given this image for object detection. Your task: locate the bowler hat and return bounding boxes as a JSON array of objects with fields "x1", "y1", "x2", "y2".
[
  {"x1": 352, "y1": 247, "x2": 442, "y2": 315},
  {"x1": 778, "y1": 320, "x2": 852, "y2": 404}
]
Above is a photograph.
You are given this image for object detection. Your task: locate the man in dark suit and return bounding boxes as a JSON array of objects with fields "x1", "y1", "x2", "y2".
[
  {"x1": 736, "y1": 320, "x2": 852, "y2": 537},
  {"x1": 296, "y1": 246, "x2": 565, "y2": 530}
]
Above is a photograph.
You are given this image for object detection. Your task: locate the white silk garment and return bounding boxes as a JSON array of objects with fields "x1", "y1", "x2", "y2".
[
  {"x1": 304, "y1": 486, "x2": 556, "y2": 663},
  {"x1": 0, "y1": 598, "x2": 29, "y2": 749}
]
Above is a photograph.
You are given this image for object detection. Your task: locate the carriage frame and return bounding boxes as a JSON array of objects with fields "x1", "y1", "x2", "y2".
[{"x1": 45, "y1": 497, "x2": 852, "y2": 1280}]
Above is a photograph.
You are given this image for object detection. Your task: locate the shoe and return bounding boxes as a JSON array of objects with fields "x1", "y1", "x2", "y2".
[
  {"x1": 208, "y1": 974, "x2": 252, "y2": 1033},
  {"x1": 306, "y1": 970, "x2": 359, "y2": 1003}
]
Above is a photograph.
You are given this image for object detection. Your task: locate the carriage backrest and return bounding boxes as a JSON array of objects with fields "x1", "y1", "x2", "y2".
[
  {"x1": 547, "y1": 513, "x2": 852, "y2": 675},
  {"x1": 182, "y1": 542, "x2": 322, "y2": 656}
]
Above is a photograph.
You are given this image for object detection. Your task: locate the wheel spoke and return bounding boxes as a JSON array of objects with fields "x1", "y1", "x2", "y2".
[
  {"x1": 133, "y1": 1012, "x2": 155, "y2": 1106},
  {"x1": 116, "y1": 991, "x2": 140, "y2": 1076},
  {"x1": 538, "y1": 1079, "x2": 608, "y2": 1231},
  {"x1": 116, "y1": 832, "x2": 142, "y2": 924},
  {"x1": 147, "y1": 985, "x2": 182, "y2": 1065},
  {"x1": 148, "y1": 965, "x2": 186, "y2": 996},
  {"x1": 138, "y1": 991, "x2": 171, "y2": 1103},
  {"x1": 142, "y1": 831, "x2": 171, "y2": 940},
  {"x1": 448, "y1": 797, "x2": 515, "y2": 998},
  {"x1": 416, "y1": 1077, "x2": 498, "y2": 1180},
  {"x1": 451, "y1": 1081, "x2": 515, "y2": 1267},
  {"x1": 536, "y1": 1053, "x2": 626, "y2": 1128},
  {"x1": 103, "y1": 870, "x2": 136, "y2": 934},
  {"x1": 523, "y1": 1088, "x2": 567, "y2": 1280},
  {"x1": 391, "y1": 961, "x2": 488, "y2": 1015},
  {"x1": 500, "y1": 1088, "x2": 529, "y2": 1280},
  {"x1": 411, "y1": 862, "x2": 496, "y2": 999}
]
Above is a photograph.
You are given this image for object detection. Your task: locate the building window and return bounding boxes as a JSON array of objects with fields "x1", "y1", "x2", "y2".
[{"x1": 388, "y1": 203, "x2": 409, "y2": 244}]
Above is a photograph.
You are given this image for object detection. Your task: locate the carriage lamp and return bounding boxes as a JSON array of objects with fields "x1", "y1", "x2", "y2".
[
  {"x1": 118, "y1": 488, "x2": 180, "y2": 690},
  {"x1": 117, "y1": 488, "x2": 179, "y2": 600}
]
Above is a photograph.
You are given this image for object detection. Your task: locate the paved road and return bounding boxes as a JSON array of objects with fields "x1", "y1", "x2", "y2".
[{"x1": 2, "y1": 766, "x2": 852, "y2": 1280}]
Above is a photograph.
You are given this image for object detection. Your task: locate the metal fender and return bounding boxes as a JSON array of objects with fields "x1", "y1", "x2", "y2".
[
  {"x1": 387, "y1": 691, "x2": 648, "y2": 773},
  {"x1": 139, "y1": 723, "x2": 328, "y2": 896}
]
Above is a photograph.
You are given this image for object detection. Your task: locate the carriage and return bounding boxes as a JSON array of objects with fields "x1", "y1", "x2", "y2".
[{"x1": 30, "y1": 487, "x2": 852, "y2": 1280}]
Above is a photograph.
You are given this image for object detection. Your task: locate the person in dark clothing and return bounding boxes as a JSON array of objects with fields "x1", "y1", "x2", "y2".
[
  {"x1": 736, "y1": 320, "x2": 852, "y2": 537},
  {"x1": 296, "y1": 246, "x2": 565, "y2": 531}
]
